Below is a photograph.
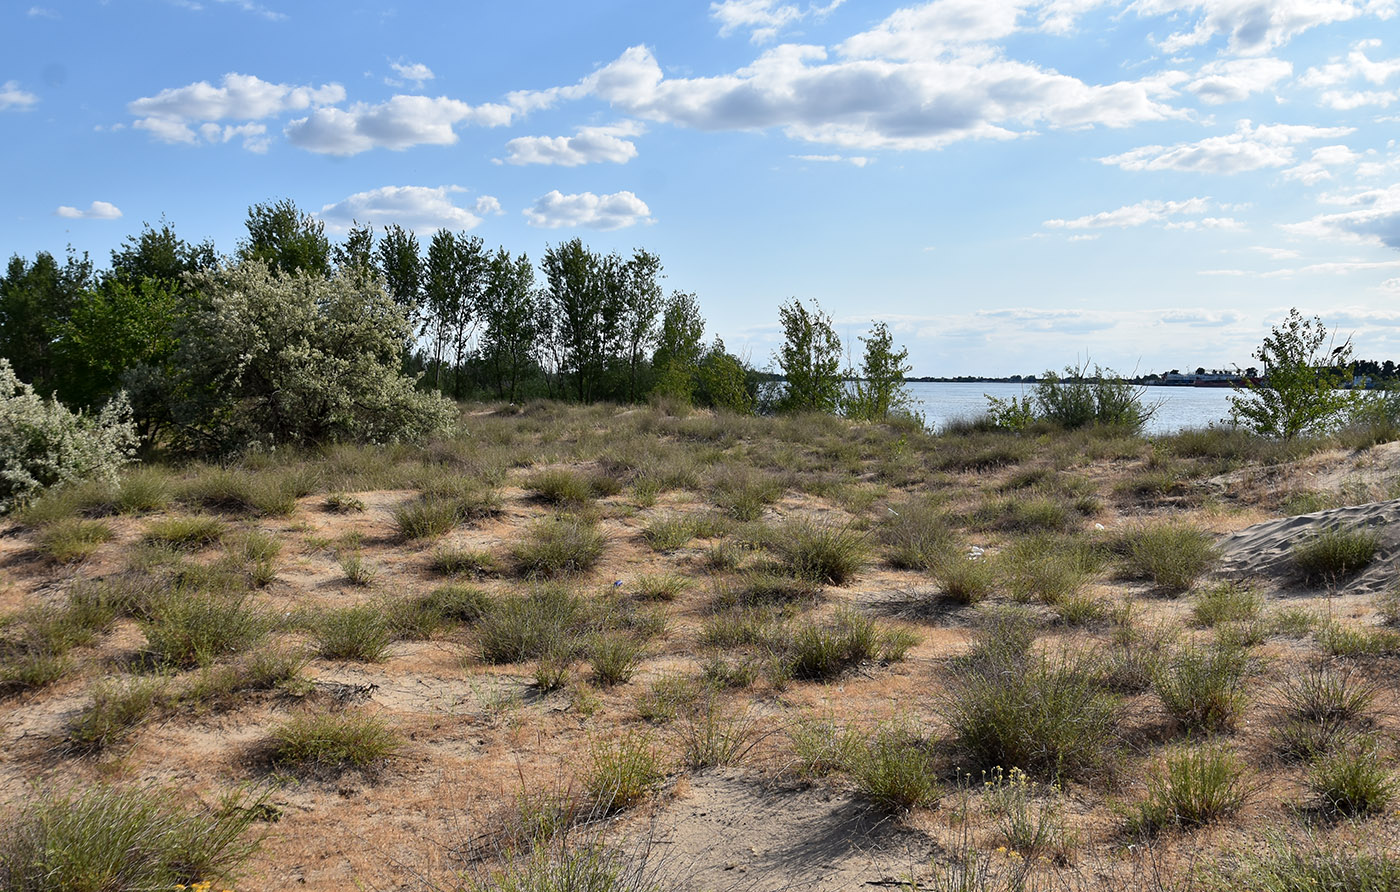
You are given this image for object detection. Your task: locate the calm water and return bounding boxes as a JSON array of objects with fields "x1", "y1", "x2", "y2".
[{"x1": 907, "y1": 381, "x2": 1239, "y2": 436}]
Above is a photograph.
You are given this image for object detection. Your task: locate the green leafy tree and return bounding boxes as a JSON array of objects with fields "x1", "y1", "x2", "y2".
[
  {"x1": 774, "y1": 297, "x2": 843, "y2": 414},
  {"x1": 108, "y1": 220, "x2": 217, "y2": 286},
  {"x1": 160, "y1": 260, "x2": 454, "y2": 455},
  {"x1": 651, "y1": 291, "x2": 706, "y2": 403},
  {"x1": 55, "y1": 278, "x2": 183, "y2": 417},
  {"x1": 0, "y1": 250, "x2": 94, "y2": 396},
  {"x1": 618, "y1": 249, "x2": 665, "y2": 402},
  {"x1": 422, "y1": 230, "x2": 487, "y2": 397},
  {"x1": 334, "y1": 221, "x2": 376, "y2": 283},
  {"x1": 377, "y1": 224, "x2": 423, "y2": 319},
  {"x1": 542, "y1": 239, "x2": 612, "y2": 402},
  {"x1": 1230, "y1": 308, "x2": 1362, "y2": 440},
  {"x1": 238, "y1": 199, "x2": 331, "y2": 278},
  {"x1": 697, "y1": 338, "x2": 756, "y2": 414},
  {"x1": 843, "y1": 320, "x2": 916, "y2": 422},
  {"x1": 479, "y1": 248, "x2": 542, "y2": 401}
]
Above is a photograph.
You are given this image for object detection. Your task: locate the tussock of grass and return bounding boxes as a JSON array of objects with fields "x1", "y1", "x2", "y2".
[
  {"x1": 588, "y1": 633, "x2": 644, "y2": 686},
  {"x1": 419, "y1": 584, "x2": 493, "y2": 625},
  {"x1": 0, "y1": 783, "x2": 263, "y2": 892},
  {"x1": 1121, "y1": 521, "x2": 1219, "y2": 593},
  {"x1": 1309, "y1": 740, "x2": 1398, "y2": 816},
  {"x1": 938, "y1": 555, "x2": 998, "y2": 604},
  {"x1": 141, "y1": 591, "x2": 267, "y2": 669},
  {"x1": 477, "y1": 586, "x2": 585, "y2": 664},
  {"x1": 184, "y1": 647, "x2": 306, "y2": 710},
  {"x1": 1293, "y1": 525, "x2": 1380, "y2": 583},
  {"x1": 769, "y1": 517, "x2": 869, "y2": 585},
  {"x1": 642, "y1": 516, "x2": 696, "y2": 552},
  {"x1": 1152, "y1": 642, "x2": 1253, "y2": 734},
  {"x1": 67, "y1": 676, "x2": 167, "y2": 754},
  {"x1": 1128, "y1": 744, "x2": 1247, "y2": 835},
  {"x1": 269, "y1": 709, "x2": 401, "y2": 771},
  {"x1": 846, "y1": 718, "x2": 940, "y2": 812},
  {"x1": 583, "y1": 732, "x2": 665, "y2": 814},
  {"x1": 34, "y1": 518, "x2": 114, "y2": 563},
  {"x1": 781, "y1": 609, "x2": 915, "y2": 681},
  {"x1": 309, "y1": 604, "x2": 393, "y2": 662},
  {"x1": 142, "y1": 515, "x2": 225, "y2": 550},
  {"x1": 1191, "y1": 581, "x2": 1262, "y2": 627},
  {"x1": 675, "y1": 700, "x2": 762, "y2": 769},
  {"x1": 429, "y1": 546, "x2": 498, "y2": 578},
  {"x1": 512, "y1": 514, "x2": 607, "y2": 578},
  {"x1": 633, "y1": 573, "x2": 691, "y2": 602},
  {"x1": 881, "y1": 500, "x2": 955, "y2": 571}
]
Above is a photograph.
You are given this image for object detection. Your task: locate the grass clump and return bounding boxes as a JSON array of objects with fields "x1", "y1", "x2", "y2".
[
  {"x1": 983, "y1": 766, "x2": 1077, "y2": 862},
  {"x1": 1292, "y1": 524, "x2": 1379, "y2": 583},
  {"x1": 1128, "y1": 744, "x2": 1247, "y2": 835},
  {"x1": 721, "y1": 570, "x2": 821, "y2": 608},
  {"x1": 642, "y1": 516, "x2": 695, "y2": 553},
  {"x1": 1001, "y1": 534, "x2": 1100, "y2": 605},
  {"x1": 1226, "y1": 836, "x2": 1400, "y2": 892},
  {"x1": 429, "y1": 546, "x2": 498, "y2": 578},
  {"x1": 880, "y1": 500, "x2": 955, "y2": 571},
  {"x1": 1309, "y1": 741, "x2": 1398, "y2": 817},
  {"x1": 846, "y1": 718, "x2": 940, "y2": 812},
  {"x1": 1191, "y1": 581, "x2": 1262, "y2": 627},
  {"x1": 940, "y1": 648, "x2": 1120, "y2": 782},
  {"x1": 1152, "y1": 641, "x2": 1253, "y2": 735},
  {"x1": 583, "y1": 732, "x2": 666, "y2": 814},
  {"x1": 588, "y1": 633, "x2": 644, "y2": 686},
  {"x1": 781, "y1": 609, "x2": 914, "y2": 681},
  {"x1": 34, "y1": 518, "x2": 113, "y2": 563},
  {"x1": 937, "y1": 554, "x2": 998, "y2": 604},
  {"x1": 269, "y1": 709, "x2": 401, "y2": 772},
  {"x1": 1121, "y1": 521, "x2": 1219, "y2": 593},
  {"x1": 477, "y1": 586, "x2": 585, "y2": 664},
  {"x1": 512, "y1": 514, "x2": 607, "y2": 578},
  {"x1": 67, "y1": 676, "x2": 167, "y2": 754},
  {"x1": 526, "y1": 468, "x2": 596, "y2": 505},
  {"x1": 140, "y1": 591, "x2": 267, "y2": 669},
  {"x1": 142, "y1": 515, "x2": 225, "y2": 550},
  {"x1": 769, "y1": 517, "x2": 869, "y2": 585},
  {"x1": 711, "y1": 470, "x2": 783, "y2": 521},
  {"x1": 418, "y1": 584, "x2": 493, "y2": 625},
  {"x1": 675, "y1": 700, "x2": 762, "y2": 769},
  {"x1": 633, "y1": 573, "x2": 691, "y2": 602},
  {"x1": 323, "y1": 491, "x2": 366, "y2": 512},
  {"x1": 1279, "y1": 665, "x2": 1376, "y2": 726},
  {"x1": 392, "y1": 485, "x2": 501, "y2": 541},
  {"x1": 0, "y1": 783, "x2": 263, "y2": 892},
  {"x1": 184, "y1": 647, "x2": 307, "y2": 710},
  {"x1": 309, "y1": 604, "x2": 393, "y2": 662}
]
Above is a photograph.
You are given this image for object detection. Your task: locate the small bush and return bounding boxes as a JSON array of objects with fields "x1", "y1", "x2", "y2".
[
  {"x1": 269, "y1": 709, "x2": 401, "y2": 771},
  {"x1": 310, "y1": 604, "x2": 393, "y2": 662},
  {"x1": 633, "y1": 573, "x2": 690, "y2": 602},
  {"x1": 1129, "y1": 744, "x2": 1247, "y2": 835},
  {"x1": 142, "y1": 515, "x2": 225, "y2": 550},
  {"x1": 846, "y1": 719, "x2": 941, "y2": 812},
  {"x1": 642, "y1": 516, "x2": 695, "y2": 552},
  {"x1": 938, "y1": 555, "x2": 998, "y2": 604},
  {"x1": 527, "y1": 468, "x2": 595, "y2": 505},
  {"x1": 34, "y1": 518, "x2": 113, "y2": 563},
  {"x1": 584, "y1": 732, "x2": 666, "y2": 813},
  {"x1": 393, "y1": 497, "x2": 463, "y2": 540},
  {"x1": 770, "y1": 517, "x2": 869, "y2": 585},
  {"x1": 1192, "y1": 581, "x2": 1262, "y2": 627},
  {"x1": 940, "y1": 648, "x2": 1120, "y2": 781},
  {"x1": 141, "y1": 591, "x2": 267, "y2": 669},
  {"x1": 478, "y1": 586, "x2": 585, "y2": 664},
  {"x1": 429, "y1": 546, "x2": 498, "y2": 578},
  {"x1": 1121, "y1": 521, "x2": 1220, "y2": 593},
  {"x1": 420, "y1": 584, "x2": 493, "y2": 625},
  {"x1": 0, "y1": 359, "x2": 137, "y2": 515},
  {"x1": 1309, "y1": 741, "x2": 1398, "y2": 816},
  {"x1": 1293, "y1": 525, "x2": 1380, "y2": 583},
  {"x1": 782, "y1": 609, "x2": 907, "y2": 681},
  {"x1": 589, "y1": 634, "x2": 644, "y2": 686},
  {"x1": 0, "y1": 783, "x2": 262, "y2": 892},
  {"x1": 1002, "y1": 536, "x2": 1097, "y2": 605},
  {"x1": 1153, "y1": 642, "x2": 1253, "y2": 735},
  {"x1": 67, "y1": 676, "x2": 166, "y2": 753},
  {"x1": 1279, "y1": 665, "x2": 1377, "y2": 726},
  {"x1": 512, "y1": 514, "x2": 607, "y2": 578},
  {"x1": 675, "y1": 700, "x2": 761, "y2": 769},
  {"x1": 881, "y1": 501, "x2": 955, "y2": 571}
]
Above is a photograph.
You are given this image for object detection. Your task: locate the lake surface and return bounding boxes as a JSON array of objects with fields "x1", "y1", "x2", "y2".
[{"x1": 906, "y1": 381, "x2": 1239, "y2": 436}]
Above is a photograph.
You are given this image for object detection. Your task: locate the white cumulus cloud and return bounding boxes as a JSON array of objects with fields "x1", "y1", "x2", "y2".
[
  {"x1": 1282, "y1": 183, "x2": 1400, "y2": 249},
  {"x1": 1186, "y1": 57, "x2": 1292, "y2": 104},
  {"x1": 524, "y1": 190, "x2": 654, "y2": 230},
  {"x1": 0, "y1": 81, "x2": 39, "y2": 111},
  {"x1": 1099, "y1": 120, "x2": 1356, "y2": 174},
  {"x1": 55, "y1": 201, "x2": 123, "y2": 220},
  {"x1": 285, "y1": 94, "x2": 513, "y2": 155},
  {"x1": 129, "y1": 73, "x2": 344, "y2": 144},
  {"x1": 502, "y1": 121, "x2": 645, "y2": 166},
  {"x1": 1282, "y1": 144, "x2": 1362, "y2": 183},
  {"x1": 388, "y1": 61, "x2": 435, "y2": 88},
  {"x1": 791, "y1": 153, "x2": 873, "y2": 165},
  {"x1": 1128, "y1": 0, "x2": 1394, "y2": 56},
  {"x1": 318, "y1": 185, "x2": 494, "y2": 233},
  {"x1": 711, "y1": 0, "x2": 845, "y2": 44},
  {"x1": 1044, "y1": 197, "x2": 1213, "y2": 229}
]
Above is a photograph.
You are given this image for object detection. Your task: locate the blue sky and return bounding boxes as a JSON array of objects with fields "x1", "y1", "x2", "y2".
[{"x1": 4, "y1": 0, "x2": 1400, "y2": 375}]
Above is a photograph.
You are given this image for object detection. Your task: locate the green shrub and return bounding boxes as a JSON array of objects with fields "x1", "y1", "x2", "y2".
[
  {"x1": 1293, "y1": 525, "x2": 1379, "y2": 583},
  {"x1": 419, "y1": 585, "x2": 493, "y2": 625},
  {"x1": 675, "y1": 701, "x2": 761, "y2": 769},
  {"x1": 589, "y1": 634, "x2": 644, "y2": 686},
  {"x1": 940, "y1": 649, "x2": 1120, "y2": 781},
  {"x1": 881, "y1": 500, "x2": 955, "y2": 571},
  {"x1": 1192, "y1": 582, "x2": 1262, "y2": 627},
  {"x1": 1152, "y1": 642, "x2": 1253, "y2": 734},
  {"x1": 584, "y1": 732, "x2": 666, "y2": 813},
  {"x1": 512, "y1": 514, "x2": 607, "y2": 578},
  {"x1": 1128, "y1": 744, "x2": 1247, "y2": 835},
  {"x1": 140, "y1": 591, "x2": 267, "y2": 669},
  {"x1": 846, "y1": 719, "x2": 940, "y2": 812},
  {"x1": 642, "y1": 516, "x2": 695, "y2": 552},
  {"x1": 0, "y1": 359, "x2": 137, "y2": 515},
  {"x1": 0, "y1": 783, "x2": 262, "y2": 892},
  {"x1": 1309, "y1": 741, "x2": 1398, "y2": 816},
  {"x1": 429, "y1": 546, "x2": 498, "y2": 578},
  {"x1": 527, "y1": 468, "x2": 595, "y2": 505},
  {"x1": 782, "y1": 609, "x2": 908, "y2": 681},
  {"x1": 67, "y1": 676, "x2": 166, "y2": 753},
  {"x1": 1122, "y1": 521, "x2": 1220, "y2": 592},
  {"x1": 633, "y1": 574, "x2": 691, "y2": 602},
  {"x1": 269, "y1": 710, "x2": 401, "y2": 771},
  {"x1": 938, "y1": 555, "x2": 997, "y2": 604},
  {"x1": 769, "y1": 517, "x2": 869, "y2": 585},
  {"x1": 310, "y1": 604, "x2": 393, "y2": 662},
  {"x1": 34, "y1": 518, "x2": 113, "y2": 563},
  {"x1": 142, "y1": 515, "x2": 225, "y2": 550},
  {"x1": 1002, "y1": 536, "x2": 1097, "y2": 605},
  {"x1": 478, "y1": 586, "x2": 585, "y2": 664}
]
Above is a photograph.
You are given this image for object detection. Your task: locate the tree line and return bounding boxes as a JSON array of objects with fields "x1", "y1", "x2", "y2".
[{"x1": 1, "y1": 198, "x2": 918, "y2": 455}]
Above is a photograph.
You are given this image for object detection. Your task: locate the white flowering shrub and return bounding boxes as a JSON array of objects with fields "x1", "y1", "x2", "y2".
[
  {"x1": 164, "y1": 260, "x2": 456, "y2": 456},
  {"x1": 1, "y1": 359, "x2": 137, "y2": 513}
]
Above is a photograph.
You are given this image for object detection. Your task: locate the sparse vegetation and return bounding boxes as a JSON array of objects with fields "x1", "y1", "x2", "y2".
[
  {"x1": 269, "y1": 710, "x2": 402, "y2": 771},
  {"x1": 1292, "y1": 524, "x2": 1380, "y2": 583}
]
